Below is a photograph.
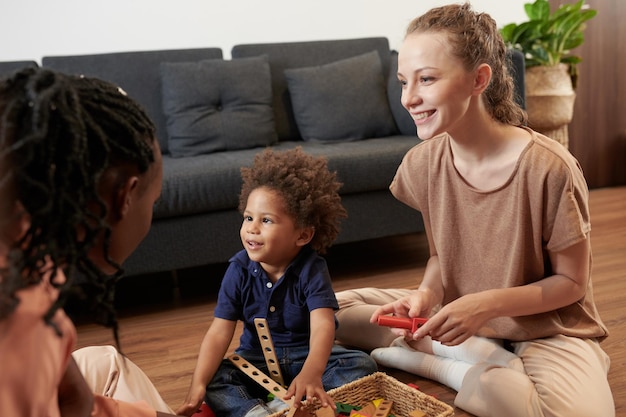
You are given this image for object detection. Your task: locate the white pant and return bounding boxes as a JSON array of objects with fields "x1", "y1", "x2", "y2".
[
  {"x1": 335, "y1": 288, "x2": 615, "y2": 417},
  {"x1": 73, "y1": 345, "x2": 174, "y2": 414}
]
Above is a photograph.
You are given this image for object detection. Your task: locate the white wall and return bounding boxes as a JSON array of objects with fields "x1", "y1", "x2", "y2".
[{"x1": 1, "y1": 0, "x2": 526, "y2": 63}]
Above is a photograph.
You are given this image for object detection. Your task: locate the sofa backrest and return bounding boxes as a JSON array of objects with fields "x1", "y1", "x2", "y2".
[
  {"x1": 232, "y1": 37, "x2": 393, "y2": 142},
  {"x1": 0, "y1": 60, "x2": 39, "y2": 77},
  {"x1": 42, "y1": 48, "x2": 224, "y2": 154},
  {"x1": 508, "y1": 49, "x2": 526, "y2": 110}
]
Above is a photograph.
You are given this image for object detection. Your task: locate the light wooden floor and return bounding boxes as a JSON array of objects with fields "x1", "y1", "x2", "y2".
[{"x1": 75, "y1": 186, "x2": 626, "y2": 416}]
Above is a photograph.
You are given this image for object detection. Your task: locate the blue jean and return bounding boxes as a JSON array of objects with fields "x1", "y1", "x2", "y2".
[{"x1": 205, "y1": 344, "x2": 377, "y2": 417}]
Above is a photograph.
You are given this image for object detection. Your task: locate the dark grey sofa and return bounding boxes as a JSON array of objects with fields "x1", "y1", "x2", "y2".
[{"x1": 3, "y1": 38, "x2": 525, "y2": 278}]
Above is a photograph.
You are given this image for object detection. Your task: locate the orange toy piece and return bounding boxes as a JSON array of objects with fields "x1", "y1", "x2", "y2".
[
  {"x1": 357, "y1": 403, "x2": 376, "y2": 417},
  {"x1": 350, "y1": 399, "x2": 393, "y2": 417},
  {"x1": 315, "y1": 405, "x2": 337, "y2": 417},
  {"x1": 408, "y1": 409, "x2": 426, "y2": 417}
]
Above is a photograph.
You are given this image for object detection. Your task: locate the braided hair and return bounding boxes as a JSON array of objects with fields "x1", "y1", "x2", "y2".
[
  {"x1": 0, "y1": 67, "x2": 156, "y2": 340},
  {"x1": 405, "y1": 2, "x2": 527, "y2": 127}
]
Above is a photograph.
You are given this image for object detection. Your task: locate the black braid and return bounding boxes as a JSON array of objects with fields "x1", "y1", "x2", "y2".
[{"x1": 0, "y1": 68, "x2": 156, "y2": 345}]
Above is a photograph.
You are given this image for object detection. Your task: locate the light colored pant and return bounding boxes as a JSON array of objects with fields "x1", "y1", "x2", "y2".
[
  {"x1": 335, "y1": 288, "x2": 615, "y2": 417},
  {"x1": 73, "y1": 345, "x2": 174, "y2": 414}
]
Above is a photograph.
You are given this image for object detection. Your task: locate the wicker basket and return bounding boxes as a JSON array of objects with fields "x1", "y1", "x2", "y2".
[{"x1": 270, "y1": 372, "x2": 454, "y2": 417}]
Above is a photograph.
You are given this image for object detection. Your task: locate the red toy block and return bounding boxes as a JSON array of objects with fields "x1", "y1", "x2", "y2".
[
  {"x1": 193, "y1": 403, "x2": 215, "y2": 417},
  {"x1": 377, "y1": 316, "x2": 427, "y2": 333}
]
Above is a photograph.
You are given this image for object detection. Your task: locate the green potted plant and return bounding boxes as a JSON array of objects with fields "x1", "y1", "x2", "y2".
[{"x1": 500, "y1": 0, "x2": 597, "y2": 147}]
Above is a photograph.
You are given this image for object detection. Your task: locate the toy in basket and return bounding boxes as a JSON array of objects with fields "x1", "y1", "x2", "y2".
[
  {"x1": 230, "y1": 318, "x2": 453, "y2": 417},
  {"x1": 268, "y1": 372, "x2": 454, "y2": 417}
]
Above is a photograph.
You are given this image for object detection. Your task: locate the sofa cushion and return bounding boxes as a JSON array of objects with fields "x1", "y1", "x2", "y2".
[
  {"x1": 160, "y1": 55, "x2": 277, "y2": 157},
  {"x1": 153, "y1": 135, "x2": 421, "y2": 219},
  {"x1": 41, "y1": 48, "x2": 224, "y2": 155},
  {"x1": 0, "y1": 60, "x2": 39, "y2": 77},
  {"x1": 387, "y1": 50, "x2": 418, "y2": 137},
  {"x1": 231, "y1": 38, "x2": 395, "y2": 142},
  {"x1": 284, "y1": 51, "x2": 397, "y2": 142}
]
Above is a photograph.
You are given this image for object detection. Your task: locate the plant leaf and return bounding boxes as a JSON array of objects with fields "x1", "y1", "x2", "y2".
[
  {"x1": 498, "y1": 0, "x2": 597, "y2": 76},
  {"x1": 526, "y1": 0, "x2": 550, "y2": 21}
]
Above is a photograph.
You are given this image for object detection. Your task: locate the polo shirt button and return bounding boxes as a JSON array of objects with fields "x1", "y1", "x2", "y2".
[
  {"x1": 266, "y1": 282, "x2": 273, "y2": 289},
  {"x1": 269, "y1": 306, "x2": 276, "y2": 312}
]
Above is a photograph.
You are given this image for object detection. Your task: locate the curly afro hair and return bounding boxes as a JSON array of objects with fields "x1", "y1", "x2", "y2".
[{"x1": 239, "y1": 147, "x2": 347, "y2": 254}]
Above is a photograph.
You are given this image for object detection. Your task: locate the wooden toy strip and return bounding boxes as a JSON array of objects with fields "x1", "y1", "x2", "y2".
[
  {"x1": 227, "y1": 353, "x2": 297, "y2": 417},
  {"x1": 254, "y1": 317, "x2": 286, "y2": 387}
]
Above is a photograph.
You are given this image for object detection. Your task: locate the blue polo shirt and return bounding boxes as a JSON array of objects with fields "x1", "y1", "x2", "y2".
[{"x1": 214, "y1": 245, "x2": 339, "y2": 351}]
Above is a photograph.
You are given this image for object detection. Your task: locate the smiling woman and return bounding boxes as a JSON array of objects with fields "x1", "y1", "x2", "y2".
[{"x1": 335, "y1": 3, "x2": 615, "y2": 417}]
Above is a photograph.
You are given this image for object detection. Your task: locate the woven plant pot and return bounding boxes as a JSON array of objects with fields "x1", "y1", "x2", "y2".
[{"x1": 525, "y1": 64, "x2": 575, "y2": 148}]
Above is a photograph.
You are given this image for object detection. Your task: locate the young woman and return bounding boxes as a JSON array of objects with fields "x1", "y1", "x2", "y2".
[
  {"x1": 334, "y1": 4, "x2": 614, "y2": 417},
  {"x1": 0, "y1": 67, "x2": 177, "y2": 416}
]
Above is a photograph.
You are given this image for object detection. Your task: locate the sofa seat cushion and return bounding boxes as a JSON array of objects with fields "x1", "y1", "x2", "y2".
[
  {"x1": 160, "y1": 55, "x2": 277, "y2": 157},
  {"x1": 284, "y1": 51, "x2": 397, "y2": 142},
  {"x1": 154, "y1": 135, "x2": 421, "y2": 220}
]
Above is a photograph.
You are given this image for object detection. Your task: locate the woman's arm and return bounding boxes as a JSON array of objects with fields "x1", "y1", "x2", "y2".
[
  {"x1": 415, "y1": 238, "x2": 591, "y2": 345},
  {"x1": 491, "y1": 237, "x2": 590, "y2": 316}
]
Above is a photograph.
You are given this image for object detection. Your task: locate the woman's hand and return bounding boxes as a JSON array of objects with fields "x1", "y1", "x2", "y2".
[
  {"x1": 414, "y1": 292, "x2": 493, "y2": 345},
  {"x1": 369, "y1": 289, "x2": 436, "y2": 338}
]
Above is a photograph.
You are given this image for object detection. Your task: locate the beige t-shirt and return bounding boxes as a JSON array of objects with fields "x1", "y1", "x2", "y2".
[{"x1": 390, "y1": 129, "x2": 608, "y2": 341}]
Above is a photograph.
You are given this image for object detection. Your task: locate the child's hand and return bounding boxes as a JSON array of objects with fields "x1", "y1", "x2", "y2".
[
  {"x1": 283, "y1": 369, "x2": 335, "y2": 411},
  {"x1": 176, "y1": 385, "x2": 206, "y2": 417}
]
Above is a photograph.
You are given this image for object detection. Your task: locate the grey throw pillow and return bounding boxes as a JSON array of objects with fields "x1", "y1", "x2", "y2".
[
  {"x1": 284, "y1": 50, "x2": 398, "y2": 142},
  {"x1": 160, "y1": 55, "x2": 277, "y2": 157},
  {"x1": 388, "y1": 50, "x2": 417, "y2": 137}
]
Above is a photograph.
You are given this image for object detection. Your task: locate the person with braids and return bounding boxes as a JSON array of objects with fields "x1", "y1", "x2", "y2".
[
  {"x1": 333, "y1": 4, "x2": 614, "y2": 417},
  {"x1": 0, "y1": 67, "x2": 180, "y2": 416},
  {"x1": 177, "y1": 147, "x2": 377, "y2": 417}
]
